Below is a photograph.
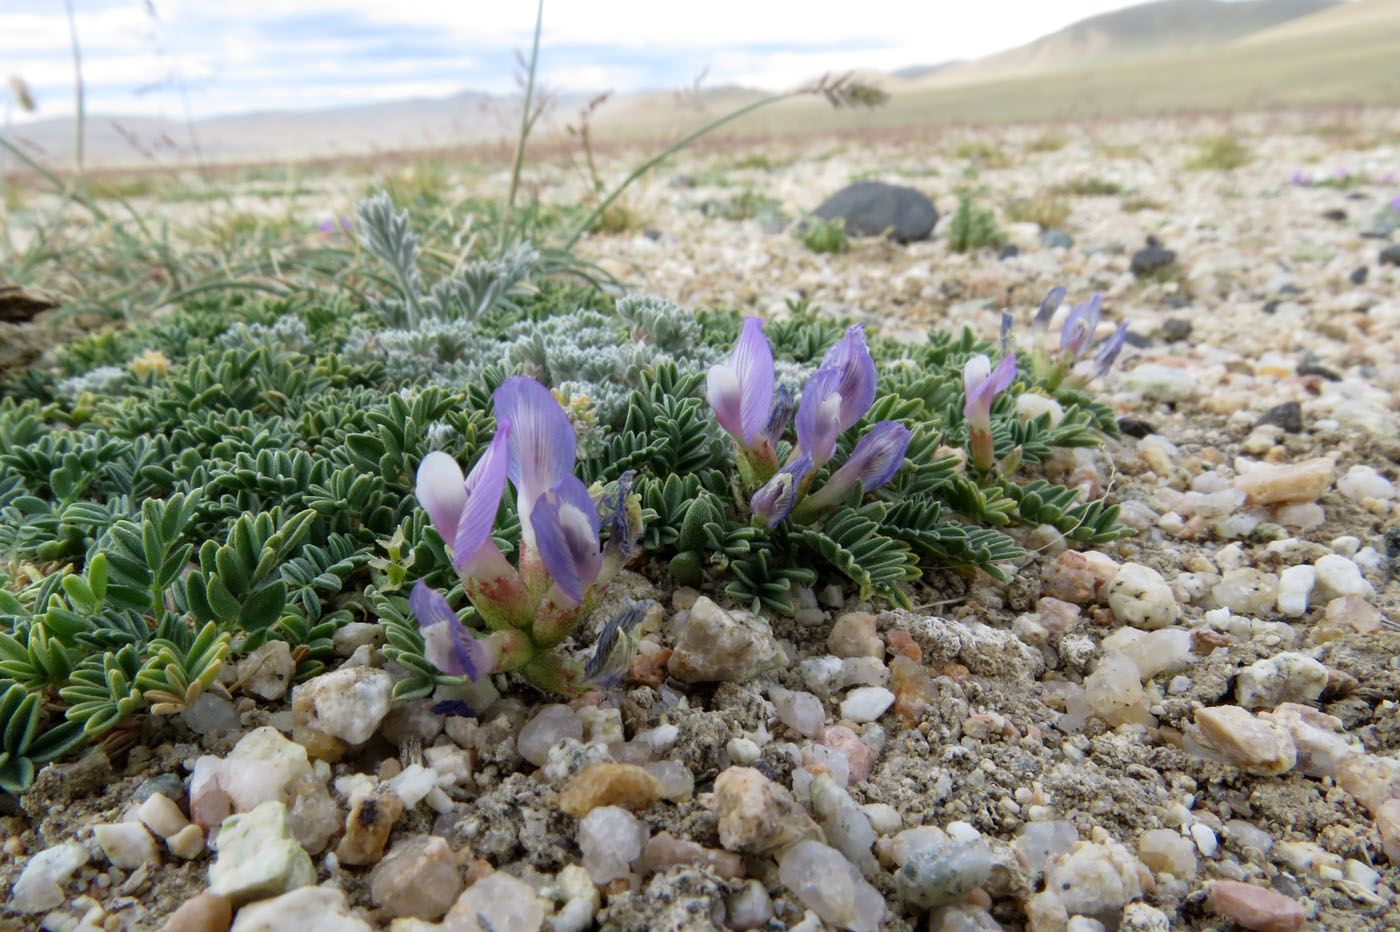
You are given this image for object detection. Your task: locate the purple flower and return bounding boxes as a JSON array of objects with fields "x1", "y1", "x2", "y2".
[
  {"x1": 707, "y1": 317, "x2": 775, "y2": 448},
  {"x1": 818, "y1": 324, "x2": 877, "y2": 431},
  {"x1": 758, "y1": 384, "x2": 795, "y2": 449},
  {"x1": 795, "y1": 366, "x2": 845, "y2": 467},
  {"x1": 750, "y1": 454, "x2": 814, "y2": 527},
  {"x1": 1059, "y1": 293, "x2": 1102, "y2": 360},
  {"x1": 999, "y1": 311, "x2": 1013, "y2": 358},
  {"x1": 963, "y1": 353, "x2": 1018, "y2": 423},
  {"x1": 1290, "y1": 170, "x2": 1310, "y2": 186},
  {"x1": 410, "y1": 580, "x2": 490, "y2": 680},
  {"x1": 415, "y1": 428, "x2": 514, "y2": 580},
  {"x1": 530, "y1": 475, "x2": 603, "y2": 606},
  {"x1": 1032, "y1": 286, "x2": 1066, "y2": 339},
  {"x1": 583, "y1": 597, "x2": 654, "y2": 687},
  {"x1": 1091, "y1": 321, "x2": 1130, "y2": 380},
  {"x1": 795, "y1": 421, "x2": 911, "y2": 521},
  {"x1": 494, "y1": 376, "x2": 577, "y2": 550}
]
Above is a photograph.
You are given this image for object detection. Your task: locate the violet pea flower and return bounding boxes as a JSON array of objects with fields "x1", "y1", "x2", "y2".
[
  {"x1": 530, "y1": 474, "x2": 603, "y2": 607},
  {"x1": 494, "y1": 375, "x2": 577, "y2": 553},
  {"x1": 1090, "y1": 321, "x2": 1130, "y2": 381},
  {"x1": 409, "y1": 580, "x2": 490, "y2": 681},
  {"x1": 415, "y1": 425, "x2": 514, "y2": 582},
  {"x1": 792, "y1": 421, "x2": 910, "y2": 521},
  {"x1": 818, "y1": 323, "x2": 877, "y2": 431},
  {"x1": 706, "y1": 316, "x2": 775, "y2": 449},
  {"x1": 1059, "y1": 293, "x2": 1102, "y2": 360},
  {"x1": 963, "y1": 353, "x2": 1017, "y2": 474},
  {"x1": 795, "y1": 366, "x2": 845, "y2": 467},
  {"x1": 750, "y1": 454, "x2": 814, "y2": 527}
]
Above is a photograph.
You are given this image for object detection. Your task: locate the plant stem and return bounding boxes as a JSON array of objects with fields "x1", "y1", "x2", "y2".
[
  {"x1": 564, "y1": 90, "x2": 796, "y2": 250},
  {"x1": 501, "y1": 0, "x2": 544, "y2": 248},
  {"x1": 63, "y1": 0, "x2": 87, "y2": 185}
]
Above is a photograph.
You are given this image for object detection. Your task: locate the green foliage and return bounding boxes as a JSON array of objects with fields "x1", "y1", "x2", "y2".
[
  {"x1": 945, "y1": 195, "x2": 1004, "y2": 253},
  {"x1": 796, "y1": 214, "x2": 849, "y2": 254},
  {"x1": 1188, "y1": 135, "x2": 1252, "y2": 171},
  {"x1": 1050, "y1": 177, "x2": 1123, "y2": 197}
]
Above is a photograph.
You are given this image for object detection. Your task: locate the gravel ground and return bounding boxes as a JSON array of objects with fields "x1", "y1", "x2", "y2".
[{"x1": 2, "y1": 110, "x2": 1398, "y2": 932}]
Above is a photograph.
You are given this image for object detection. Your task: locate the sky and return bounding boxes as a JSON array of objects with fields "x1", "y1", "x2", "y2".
[{"x1": 3, "y1": 0, "x2": 1188, "y2": 123}]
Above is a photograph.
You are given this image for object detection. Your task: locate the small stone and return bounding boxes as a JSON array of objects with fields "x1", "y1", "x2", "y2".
[
  {"x1": 292, "y1": 666, "x2": 394, "y2": 753},
  {"x1": 1084, "y1": 652, "x2": 1151, "y2": 727},
  {"x1": 1137, "y1": 829, "x2": 1197, "y2": 878},
  {"x1": 1191, "y1": 706, "x2": 1296, "y2": 775},
  {"x1": 167, "y1": 824, "x2": 206, "y2": 860},
  {"x1": 1233, "y1": 457, "x2": 1334, "y2": 504},
  {"x1": 137, "y1": 792, "x2": 190, "y2": 839},
  {"x1": 11, "y1": 842, "x2": 89, "y2": 913},
  {"x1": 838, "y1": 686, "x2": 895, "y2": 723},
  {"x1": 1106, "y1": 563, "x2": 1178, "y2": 629},
  {"x1": 558, "y1": 762, "x2": 659, "y2": 816},
  {"x1": 237, "y1": 640, "x2": 296, "y2": 701},
  {"x1": 332, "y1": 621, "x2": 383, "y2": 656},
  {"x1": 727, "y1": 736, "x2": 762, "y2": 764},
  {"x1": 1255, "y1": 402, "x2": 1303, "y2": 434},
  {"x1": 1014, "y1": 821, "x2": 1079, "y2": 879},
  {"x1": 369, "y1": 834, "x2": 463, "y2": 920},
  {"x1": 208, "y1": 801, "x2": 316, "y2": 905},
  {"x1": 218, "y1": 727, "x2": 313, "y2": 813},
  {"x1": 1276, "y1": 565, "x2": 1315, "y2": 617},
  {"x1": 1101, "y1": 627, "x2": 1192, "y2": 681},
  {"x1": 725, "y1": 879, "x2": 775, "y2": 930},
  {"x1": 932, "y1": 905, "x2": 1006, "y2": 932},
  {"x1": 190, "y1": 756, "x2": 231, "y2": 830},
  {"x1": 819, "y1": 725, "x2": 878, "y2": 784},
  {"x1": 1376, "y1": 799, "x2": 1400, "y2": 864},
  {"x1": 1235, "y1": 652, "x2": 1328, "y2": 709},
  {"x1": 1119, "y1": 364, "x2": 1196, "y2": 402},
  {"x1": 444, "y1": 871, "x2": 548, "y2": 932},
  {"x1": 1160, "y1": 318, "x2": 1191, "y2": 342},
  {"x1": 1043, "y1": 840, "x2": 1145, "y2": 919},
  {"x1": 713, "y1": 766, "x2": 822, "y2": 855},
  {"x1": 779, "y1": 840, "x2": 885, "y2": 932},
  {"x1": 808, "y1": 772, "x2": 879, "y2": 876},
  {"x1": 1040, "y1": 227, "x2": 1075, "y2": 250},
  {"x1": 1130, "y1": 243, "x2": 1175, "y2": 276},
  {"x1": 641, "y1": 830, "x2": 743, "y2": 879},
  {"x1": 1191, "y1": 822, "x2": 1219, "y2": 858},
  {"x1": 771, "y1": 687, "x2": 825, "y2": 737},
  {"x1": 229, "y1": 885, "x2": 372, "y2": 932},
  {"x1": 180, "y1": 692, "x2": 241, "y2": 736},
  {"x1": 1205, "y1": 881, "x2": 1305, "y2": 932},
  {"x1": 1335, "y1": 754, "x2": 1400, "y2": 813},
  {"x1": 1313, "y1": 554, "x2": 1374, "y2": 601},
  {"x1": 162, "y1": 892, "x2": 232, "y2": 932},
  {"x1": 1212, "y1": 568, "x2": 1280, "y2": 615},
  {"x1": 1318, "y1": 595, "x2": 1383, "y2": 636},
  {"x1": 579, "y1": 806, "x2": 648, "y2": 884},
  {"x1": 335, "y1": 783, "x2": 404, "y2": 866},
  {"x1": 667, "y1": 596, "x2": 784, "y2": 683},
  {"x1": 828, "y1": 612, "x2": 882, "y2": 658},
  {"x1": 93, "y1": 822, "x2": 159, "y2": 869},
  {"x1": 1259, "y1": 704, "x2": 1355, "y2": 778},
  {"x1": 641, "y1": 760, "x2": 694, "y2": 801},
  {"x1": 895, "y1": 838, "x2": 993, "y2": 908},
  {"x1": 1337, "y1": 465, "x2": 1394, "y2": 501}
]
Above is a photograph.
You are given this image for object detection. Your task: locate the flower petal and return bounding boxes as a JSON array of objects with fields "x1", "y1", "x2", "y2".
[
  {"x1": 821, "y1": 323, "x2": 878, "y2": 429},
  {"x1": 963, "y1": 353, "x2": 1017, "y2": 421},
  {"x1": 796, "y1": 366, "x2": 844, "y2": 465},
  {"x1": 494, "y1": 376, "x2": 577, "y2": 537},
  {"x1": 750, "y1": 454, "x2": 814, "y2": 527},
  {"x1": 453, "y1": 420, "x2": 512, "y2": 571},
  {"x1": 759, "y1": 384, "x2": 795, "y2": 448},
  {"x1": 1091, "y1": 321, "x2": 1130, "y2": 380},
  {"x1": 837, "y1": 421, "x2": 911, "y2": 491},
  {"x1": 1060, "y1": 293, "x2": 1102, "y2": 359},
  {"x1": 1033, "y1": 286, "x2": 1067, "y2": 334},
  {"x1": 705, "y1": 363, "x2": 743, "y2": 441},
  {"x1": 410, "y1": 580, "x2": 488, "y2": 680},
  {"x1": 530, "y1": 475, "x2": 603, "y2": 605},
  {"x1": 584, "y1": 597, "x2": 654, "y2": 688},
  {"x1": 732, "y1": 317, "x2": 776, "y2": 445},
  {"x1": 415, "y1": 451, "x2": 466, "y2": 546}
]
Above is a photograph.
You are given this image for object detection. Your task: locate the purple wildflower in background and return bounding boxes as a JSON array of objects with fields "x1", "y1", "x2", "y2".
[
  {"x1": 1059, "y1": 293, "x2": 1102, "y2": 360},
  {"x1": 1290, "y1": 170, "x2": 1311, "y2": 186},
  {"x1": 963, "y1": 353, "x2": 1017, "y2": 473}
]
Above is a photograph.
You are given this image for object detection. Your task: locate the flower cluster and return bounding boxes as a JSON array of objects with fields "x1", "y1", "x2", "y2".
[
  {"x1": 410, "y1": 376, "x2": 641, "y2": 694},
  {"x1": 707, "y1": 319, "x2": 910, "y2": 526},
  {"x1": 1027, "y1": 286, "x2": 1128, "y2": 391}
]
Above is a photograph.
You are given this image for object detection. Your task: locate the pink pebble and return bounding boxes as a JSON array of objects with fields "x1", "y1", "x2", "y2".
[{"x1": 818, "y1": 725, "x2": 877, "y2": 784}]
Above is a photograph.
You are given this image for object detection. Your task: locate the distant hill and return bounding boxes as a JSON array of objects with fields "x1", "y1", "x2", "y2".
[{"x1": 914, "y1": 0, "x2": 1340, "y2": 87}]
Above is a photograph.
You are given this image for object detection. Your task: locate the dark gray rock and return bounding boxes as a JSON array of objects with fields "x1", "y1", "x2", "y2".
[
  {"x1": 1039, "y1": 228, "x2": 1074, "y2": 250},
  {"x1": 1130, "y1": 238, "x2": 1176, "y2": 277},
  {"x1": 1256, "y1": 401, "x2": 1303, "y2": 434},
  {"x1": 1350, "y1": 266, "x2": 1369, "y2": 285},
  {"x1": 1117, "y1": 418, "x2": 1156, "y2": 439},
  {"x1": 1161, "y1": 319, "x2": 1192, "y2": 342},
  {"x1": 1161, "y1": 295, "x2": 1192, "y2": 309},
  {"x1": 1320, "y1": 208, "x2": 1347, "y2": 222},
  {"x1": 998, "y1": 244, "x2": 1020, "y2": 260},
  {"x1": 812, "y1": 181, "x2": 937, "y2": 243},
  {"x1": 1381, "y1": 244, "x2": 1400, "y2": 266},
  {"x1": 1297, "y1": 362, "x2": 1341, "y2": 381},
  {"x1": 1123, "y1": 330, "x2": 1152, "y2": 349}
]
